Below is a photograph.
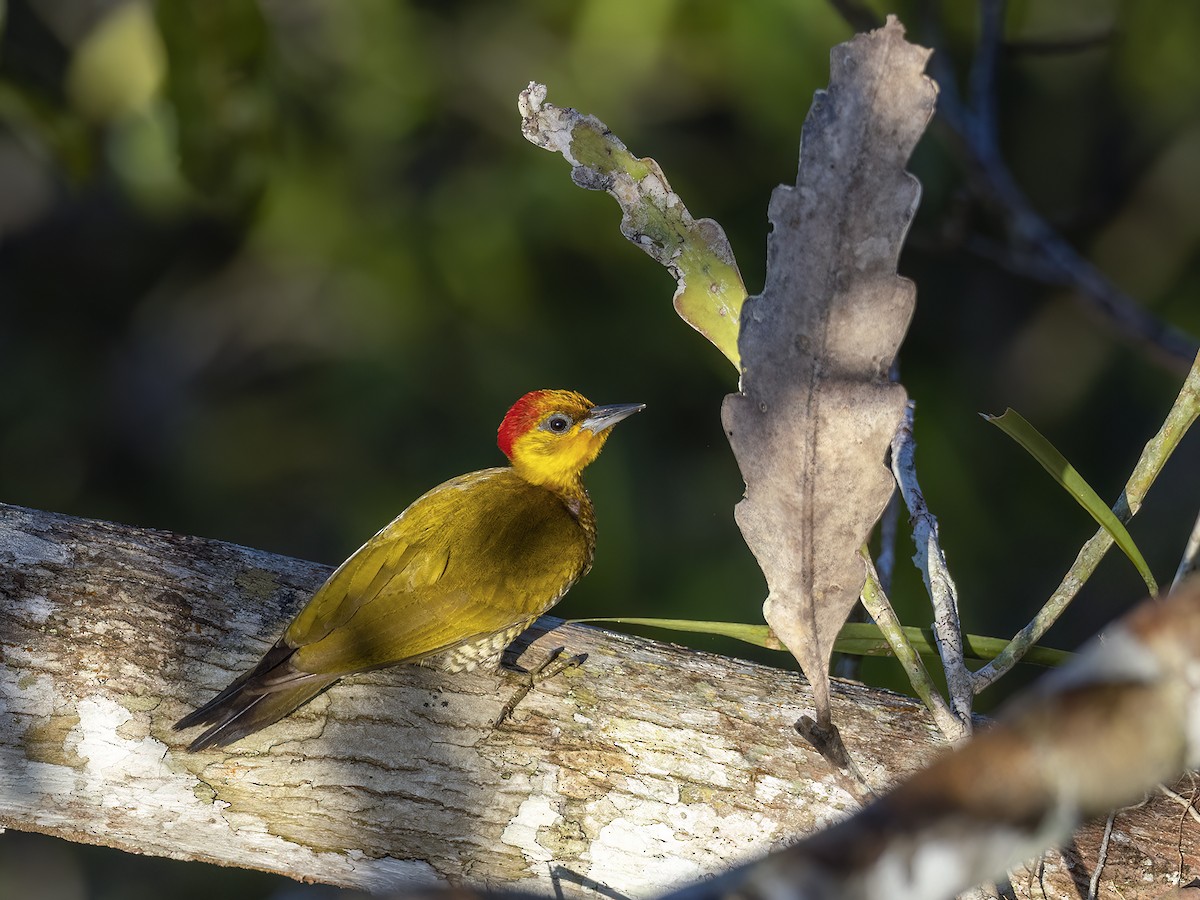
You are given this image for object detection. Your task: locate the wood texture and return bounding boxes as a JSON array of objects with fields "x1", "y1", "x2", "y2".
[{"x1": 0, "y1": 502, "x2": 1195, "y2": 897}]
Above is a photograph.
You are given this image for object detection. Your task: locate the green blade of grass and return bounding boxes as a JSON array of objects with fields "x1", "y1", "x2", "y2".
[
  {"x1": 984, "y1": 408, "x2": 1158, "y2": 594},
  {"x1": 573, "y1": 617, "x2": 1070, "y2": 668},
  {"x1": 571, "y1": 617, "x2": 785, "y2": 649}
]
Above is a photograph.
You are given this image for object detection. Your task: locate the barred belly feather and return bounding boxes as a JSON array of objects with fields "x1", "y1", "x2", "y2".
[{"x1": 424, "y1": 619, "x2": 538, "y2": 673}]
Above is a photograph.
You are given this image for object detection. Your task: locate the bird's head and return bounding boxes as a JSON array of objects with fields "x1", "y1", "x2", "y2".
[{"x1": 498, "y1": 389, "x2": 644, "y2": 491}]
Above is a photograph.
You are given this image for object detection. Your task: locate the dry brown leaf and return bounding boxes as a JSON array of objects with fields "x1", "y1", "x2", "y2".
[{"x1": 721, "y1": 16, "x2": 936, "y2": 730}]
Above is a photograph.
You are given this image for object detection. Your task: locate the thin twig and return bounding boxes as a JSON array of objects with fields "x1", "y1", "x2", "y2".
[
  {"x1": 970, "y1": 160, "x2": 1198, "y2": 369},
  {"x1": 951, "y1": 0, "x2": 1197, "y2": 370},
  {"x1": 1172, "y1": 508, "x2": 1200, "y2": 590},
  {"x1": 974, "y1": 351, "x2": 1200, "y2": 690},
  {"x1": 891, "y1": 402, "x2": 974, "y2": 730},
  {"x1": 1088, "y1": 811, "x2": 1116, "y2": 899},
  {"x1": 967, "y1": 0, "x2": 1005, "y2": 154},
  {"x1": 876, "y1": 359, "x2": 904, "y2": 598},
  {"x1": 859, "y1": 549, "x2": 967, "y2": 741},
  {"x1": 962, "y1": 234, "x2": 1074, "y2": 285},
  {"x1": 1032, "y1": 854, "x2": 1048, "y2": 900},
  {"x1": 1002, "y1": 30, "x2": 1114, "y2": 57},
  {"x1": 1159, "y1": 784, "x2": 1200, "y2": 826}
]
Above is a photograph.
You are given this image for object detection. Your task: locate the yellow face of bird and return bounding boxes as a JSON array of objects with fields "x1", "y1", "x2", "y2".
[{"x1": 498, "y1": 389, "x2": 644, "y2": 491}]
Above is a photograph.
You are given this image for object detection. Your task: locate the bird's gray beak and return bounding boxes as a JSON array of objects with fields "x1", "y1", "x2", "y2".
[{"x1": 581, "y1": 402, "x2": 646, "y2": 434}]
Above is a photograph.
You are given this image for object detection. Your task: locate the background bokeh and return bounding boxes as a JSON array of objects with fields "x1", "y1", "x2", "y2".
[{"x1": 2, "y1": 0, "x2": 1199, "y2": 895}]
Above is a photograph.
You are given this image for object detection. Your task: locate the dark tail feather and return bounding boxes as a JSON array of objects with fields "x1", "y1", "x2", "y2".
[{"x1": 175, "y1": 641, "x2": 340, "y2": 751}]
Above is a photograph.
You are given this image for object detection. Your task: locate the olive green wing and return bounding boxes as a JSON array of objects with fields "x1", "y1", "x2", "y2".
[{"x1": 284, "y1": 468, "x2": 590, "y2": 676}]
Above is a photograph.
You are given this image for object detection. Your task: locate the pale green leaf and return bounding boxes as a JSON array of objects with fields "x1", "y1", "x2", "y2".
[
  {"x1": 574, "y1": 617, "x2": 1070, "y2": 667},
  {"x1": 985, "y1": 408, "x2": 1158, "y2": 594}
]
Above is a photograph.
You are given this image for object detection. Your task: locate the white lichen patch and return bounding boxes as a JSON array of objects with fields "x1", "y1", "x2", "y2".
[
  {"x1": 752, "y1": 774, "x2": 792, "y2": 805},
  {"x1": 24, "y1": 594, "x2": 55, "y2": 624},
  {"x1": 0, "y1": 688, "x2": 451, "y2": 892},
  {"x1": 2, "y1": 671, "x2": 60, "y2": 716},
  {"x1": 606, "y1": 718, "x2": 731, "y2": 787},
  {"x1": 585, "y1": 801, "x2": 778, "y2": 898},
  {"x1": 616, "y1": 774, "x2": 680, "y2": 804},
  {"x1": 0, "y1": 530, "x2": 71, "y2": 566},
  {"x1": 676, "y1": 709, "x2": 720, "y2": 729},
  {"x1": 501, "y1": 794, "x2": 563, "y2": 864},
  {"x1": 588, "y1": 817, "x2": 703, "y2": 893},
  {"x1": 353, "y1": 855, "x2": 444, "y2": 892}
]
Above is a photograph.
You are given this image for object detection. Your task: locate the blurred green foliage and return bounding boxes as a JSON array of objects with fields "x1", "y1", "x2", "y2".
[{"x1": 2, "y1": 0, "x2": 1199, "y2": 895}]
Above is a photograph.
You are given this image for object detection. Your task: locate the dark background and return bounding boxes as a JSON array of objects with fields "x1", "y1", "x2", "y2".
[{"x1": 2, "y1": 0, "x2": 1198, "y2": 896}]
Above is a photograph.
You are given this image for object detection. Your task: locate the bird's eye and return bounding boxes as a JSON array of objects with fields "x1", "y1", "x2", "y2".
[{"x1": 546, "y1": 414, "x2": 572, "y2": 434}]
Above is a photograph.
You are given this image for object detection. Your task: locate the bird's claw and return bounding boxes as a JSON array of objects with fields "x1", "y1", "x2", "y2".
[{"x1": 493, "y1": 647, "x2": 587, "y2": 727}]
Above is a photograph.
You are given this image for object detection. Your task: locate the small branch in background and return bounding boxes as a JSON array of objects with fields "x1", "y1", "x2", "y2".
[
  {"x1": 860, "y1": 550, "x2": 966, "y2": 742},
  {"x1": 1173, "y1": 507, "x2": 1200, "y2": 590},
  {"x1": 891, "y1": 402, "x2": 974, "y2": 731},
  {"x1": 966, "y1": 0, "x2": 1004, "y2": 153},
  {"x1": 1159, "y1": 784, "x2": 1200, "y2": 826},
  {"x1": 975, "y1": 350, "x2": 1200, "y2": 690},
  {"x1": 961, "y1": 234, "x2": 1075, "y2": 285},
  {"x1": 875, "y1": 360, "x2": 903, "y2": 599},
  {"x1": 951, "y1": 0, "x2": 1198, "y2": 370},
  {"x1": 1088, "y1": 811, "x2": 1116, "y2": 900},
  {"x1": 1001, "y1": 29, "x2": 1115, "y2": 57},
  {"x1": 831, "y1": 0, "x2": 1199, "y2": 370}
]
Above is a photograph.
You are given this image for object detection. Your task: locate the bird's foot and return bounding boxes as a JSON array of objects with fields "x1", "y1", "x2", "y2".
[{"x1": 494, "y1": 647, "x2": 587, "y2": 727}]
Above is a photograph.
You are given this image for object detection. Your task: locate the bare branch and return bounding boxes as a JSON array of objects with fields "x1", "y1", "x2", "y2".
[
  {"x1": 1174, "y1": 506, "x2": 1200, "y2": 590},
  {"x1": 890, "y1": 402, "x2": 973, "y2": 731},
  {"x1": 859, "y1": 552, "x2": 964, "y2": 741},
  {"x1": 829, "y1": 0, "x2": 1200, "y2": 368},
  {"x1": 967, "y1": 0, "x2": 1005, "y2": 154},
  {"x1": 0, "y1": 502, "x2": 949, "y2": 894},
  {"x1": 2, "y1": 504, "x2": 1196, "y2": 895}
]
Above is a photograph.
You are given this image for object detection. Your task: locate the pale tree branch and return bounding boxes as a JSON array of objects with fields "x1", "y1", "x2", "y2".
[
  {"x1": 2, "y1": 503, "x2": 1198, "y2": 896},
  {"x1": 890, "y1": 401, "x2": 974, "y2": 732},
  {"x1": 0, "y1": 501, "x2": 954, "y2": 894},
  {"x1": 1174, "y1": 507, "x2": 1200, "y2": 590},
  {"x1": 331, "y1": 578, "x2": 1200, "y2": 900},
  {"x1": 858, "y1": 552, "x2": 963, "y2": 742}
]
